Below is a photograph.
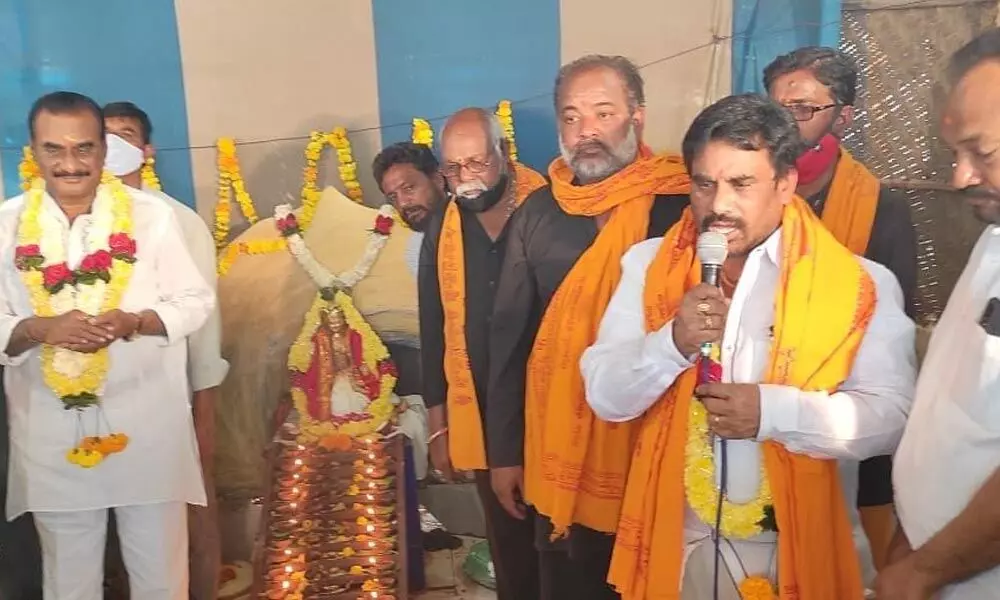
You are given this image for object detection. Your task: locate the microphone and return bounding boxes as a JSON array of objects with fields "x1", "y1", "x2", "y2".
[{"x1": 696, "y1": 231, "x2": 728, "y2": 361}]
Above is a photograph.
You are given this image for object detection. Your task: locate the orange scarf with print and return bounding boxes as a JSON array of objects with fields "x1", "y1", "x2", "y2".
[
  {"x1": 524, "y1": 147, "x2": 690, "y2": 536},
  {"x1": 609, "y1": 197, "x2": 873, "y2": 600},
  {"x1": 439, "y1": 162, "x2": 547, "y2": 470},
  {"x1": 821, "y1": 148, "x2": 880, "y2": 254}
]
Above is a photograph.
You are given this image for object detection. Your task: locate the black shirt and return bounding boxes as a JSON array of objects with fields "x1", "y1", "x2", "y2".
[
  {"x1": 418, "y1": 200, "x2": 510, "y2": 419},
  {"x1": 806, "y1": 183, "x2": 918, "y2": 317},
  {"x1": 486, "y1": 187, "x2": 690, "y2": 469},
  {"x1": 807, "y1": 182, "x2": 918, "y2": 508}
]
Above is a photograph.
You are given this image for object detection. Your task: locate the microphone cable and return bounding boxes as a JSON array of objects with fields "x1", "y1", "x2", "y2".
[{"x1": 713, "y1": 437, "x2": 728, "y2": 600}]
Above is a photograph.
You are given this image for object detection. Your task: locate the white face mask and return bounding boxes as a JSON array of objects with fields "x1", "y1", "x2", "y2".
[{"x1": 104, "y1": 133, "x2": 145, "y2": 178}]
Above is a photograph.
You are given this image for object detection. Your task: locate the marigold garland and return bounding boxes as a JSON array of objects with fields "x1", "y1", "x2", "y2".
[
  {"x1": 328, "y1": 128, "x2": 364, "y2": 204},
  {"x1": 495, "y1": 100, "x2": 518, "y2": 161},
  {"x1": 300, "y1": 132, "x2": 327, "y2": 230},
  {"x1": 18, "y1": 146, "x2": 41, "y2": 191},
  {"x1": 216, "y1": 239, "x2": 287, "y2": 277},
  {"x1": 214, "y1": 137, "x2": 259, "y2": 250},
  {"x1": 140, "y1": 157, "x2": 162, "y2": 191},
  {"x1": 15, "y1": 173, "x2": 136, "y2": 467},
  {"x1": 411, "y1": 118, "x2": 433, "y2": 147},
  {"x1": 288, "y1": 291, "x2": 397, "y2": 442},
  {"x1": 685, "y1": 398, "x2": 773, "y2": 539}
]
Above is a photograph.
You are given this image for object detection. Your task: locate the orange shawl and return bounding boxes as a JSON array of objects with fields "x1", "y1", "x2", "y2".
[
  {"x1": 609, "y1": 197, "x2": 874, "y2": 600},
  {"x1": 524, "y1": 147, "x2": 690, "y2": 536},
  {"x1": 439, "y1": 162, "x2": 547, "y2": 471},
  {"x1": 821, "y1": 148, "x2": 880, "y2": 254}
]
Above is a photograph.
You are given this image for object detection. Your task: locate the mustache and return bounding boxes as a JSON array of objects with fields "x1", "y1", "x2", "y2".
[
  {"x1": 571, "y1": 138, "x2": 612, "y2": 159},
  {"x1": 402, "y1": 206, "x2": 426, "y2": 218},
  {"x1": 455, "y1": 181, "x2": 489, "y2": 198},
  {"x1": 700, "y1": 213, "x2": 747, "y2": 232},
  {"x1": 53, "y1": 170, "x2": 91, "y2": 178}
]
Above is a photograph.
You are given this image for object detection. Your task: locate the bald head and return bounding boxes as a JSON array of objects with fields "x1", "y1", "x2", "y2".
[
  {"x1": 441, "y1": 107, "x2": 505, "y2": 163},
  {"x1": 440, "y1": 108, "x2": 510, "y2": 207}
]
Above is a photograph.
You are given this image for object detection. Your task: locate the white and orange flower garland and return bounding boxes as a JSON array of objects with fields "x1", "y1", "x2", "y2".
[
  {"x1": 275, "y1": 204, "x2": 397, "y2": 440},
  {"x1": 14, "y1": 173, "x2": 137, "y2": 468}
]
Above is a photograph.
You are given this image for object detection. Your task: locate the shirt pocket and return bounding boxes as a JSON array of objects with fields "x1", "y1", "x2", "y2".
[{"x1": 953, "y1": 321, "x2": 1000, "y2": 428}]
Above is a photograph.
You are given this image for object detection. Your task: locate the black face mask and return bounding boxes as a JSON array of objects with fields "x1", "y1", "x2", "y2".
[{"x1": 454, "y1": 173, "x2": 509, "y2": 213}]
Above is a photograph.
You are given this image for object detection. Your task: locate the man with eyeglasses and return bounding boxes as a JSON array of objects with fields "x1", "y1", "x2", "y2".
[
  {"x1": 417, "y1": 107, "x2": 546, "y2": 600},
  {"x1": 764, "y1": 46, "x2": 918, "y2": 586}
]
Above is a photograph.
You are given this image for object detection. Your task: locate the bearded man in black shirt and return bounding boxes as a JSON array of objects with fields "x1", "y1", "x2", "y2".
[{"x1": 487, "y1": 55, "x2": 691, "y2": 600}]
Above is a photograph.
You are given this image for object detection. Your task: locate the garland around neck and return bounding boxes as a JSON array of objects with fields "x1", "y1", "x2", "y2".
[{"x1": 14, "y1": 174, "x2": 137, "y2": 468}]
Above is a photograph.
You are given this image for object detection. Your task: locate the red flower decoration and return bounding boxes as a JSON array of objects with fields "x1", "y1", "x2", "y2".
[
  {"x1": 377, "y1": 359, "x2": 398, "y2": 378},
  {"x1": 373, "y1": 215, "x2": 394, "y2": 236},
  {"x1": 14, "y1": 245, "x2": 43, "y2": 271},
  {"x1": 42, "y1": 263, "x2": 73, "y2": 292},
  {"x1": 277, "y1": 214, "x2": 300, "y2": 237},
  {"x1": 80, "y1": 250, "x2": 112, "y2": 273},
  {"x1": 15, "y1": 245, "x2": 40, "y2": 259},
  {"x1": 108, "y1": 233, "x2": 137, "y2": 263}
]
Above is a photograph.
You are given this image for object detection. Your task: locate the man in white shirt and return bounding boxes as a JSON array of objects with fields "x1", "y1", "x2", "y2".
[
  {"x1": 102, "y1": 101, "x2": 228, "y2": 600},
  {"x1": 1, "y1": 91, "x2": 213, "y2": 599},
  {"x1": 877, "y1": 28, "x2": 1000, "y2": 600},
  {"x1": 580, "y1": 94, "x2": 915, "y2": 598}
]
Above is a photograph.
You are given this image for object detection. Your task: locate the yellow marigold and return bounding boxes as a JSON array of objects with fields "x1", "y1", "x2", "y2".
[
  {"x1": 738, "y1": 576, "x2": 777, "y2": 600},
  {"x1": 141, "y1": 158, "x2": 162, "y2": 191},
  {"x1": 215, "y1": 239, "x2": 287, "y2": 276},
  {"x1": 18, "y1": 146, "x2": 41, "y2": 191},
  {"x1": 411, "y1": 118, "x2": 433, "y2": 147},
  {"x1": 495, "y1": 100, "x2": 518, "y2": 161}
]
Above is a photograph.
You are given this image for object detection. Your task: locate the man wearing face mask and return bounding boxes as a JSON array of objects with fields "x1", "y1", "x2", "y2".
[
  {"x1": 103, "y1": 101, "x2": 228, "y2": 600},
  {"x1": 765, "y1": 48, "x2": 918, "y2": 576},
  {"x1": 488, "y1": 56, "x2": 690, "y2": 599},
  {"x1": 417, "y1": 107, "x2": 546, "y2": 600}
]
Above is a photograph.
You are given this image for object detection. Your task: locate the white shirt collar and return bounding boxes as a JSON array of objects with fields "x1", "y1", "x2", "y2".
[{"x1": 748, "y1": 227, "x2": 782, "y2": 268}]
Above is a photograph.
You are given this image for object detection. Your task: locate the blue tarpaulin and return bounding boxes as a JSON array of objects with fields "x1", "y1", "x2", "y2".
[{"x1": 732, "y1": 0, "x2": 843, "y2": 94}]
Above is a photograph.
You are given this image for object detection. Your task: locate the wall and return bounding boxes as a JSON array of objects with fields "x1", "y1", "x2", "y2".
[
  {"x1": 732, "y1": 0, "x2": 842, "y2": 93},
  {"x1": 562, "y1": 0, "x2": 731, "y2": 152},
  {"x1": 0, "y1": 0, "x2": 194, "y2": 205},
  {"x1": 0, "y1": 0, "x2": 732, "y2": 222}
]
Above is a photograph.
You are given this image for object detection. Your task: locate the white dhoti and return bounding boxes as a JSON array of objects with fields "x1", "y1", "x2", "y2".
[{"x1": 34, "y1": 502, "x2": 188, "y2": 600}]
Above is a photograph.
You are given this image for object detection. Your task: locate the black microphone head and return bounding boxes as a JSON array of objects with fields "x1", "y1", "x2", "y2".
[{"x1": 697, "y1": 231, "x2": 728, "y2": 266}]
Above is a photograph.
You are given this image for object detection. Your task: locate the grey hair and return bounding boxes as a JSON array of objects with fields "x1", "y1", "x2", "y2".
[
  {"x1": 484, "y1": 112, "x2": 506, "y2": 160},
  {"x1": 554, "y1": 54, "x2": 645, "y2": 113}
]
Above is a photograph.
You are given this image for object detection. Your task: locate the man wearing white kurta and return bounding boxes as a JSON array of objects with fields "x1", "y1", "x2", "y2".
[
  {"x1": 0, "y1": 92, "x2": 212, "y2": 599},
  {"x1": 877, "y1": 29, "x2": 1000, "y2": 600},
  {"x1": 102, "y1": 101, "x2": 228, "y2": 600},
  {"x1": 580, "y1": 95, "x2": 916, "y2": 598}
]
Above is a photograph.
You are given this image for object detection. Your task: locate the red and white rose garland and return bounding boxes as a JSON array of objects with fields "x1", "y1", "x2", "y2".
[
  {"x1": 14, "y1": 173, "x2": 138, "y2": 468},
  {"x1": 274, "y1": 204, "x2": 395, "y2": 292}
]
